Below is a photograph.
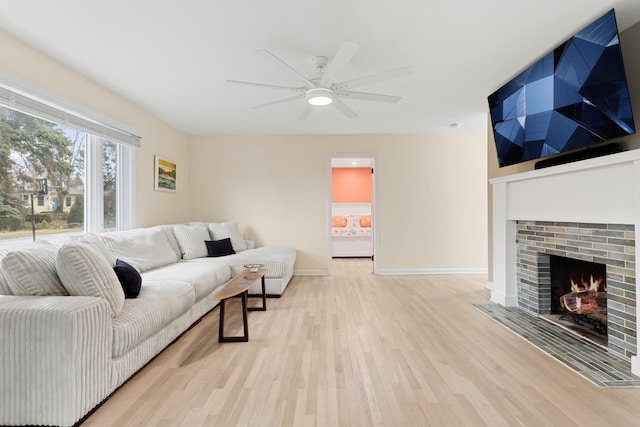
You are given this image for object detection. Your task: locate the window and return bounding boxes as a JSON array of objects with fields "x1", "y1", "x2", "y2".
[{"x1": 0, "y1": 74, "x2": 141, "y2": 245}]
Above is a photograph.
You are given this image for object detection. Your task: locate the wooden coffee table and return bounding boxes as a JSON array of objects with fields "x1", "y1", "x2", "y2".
[{"x1": 212, "y1": 268, "x2": 267, "y2": 342}]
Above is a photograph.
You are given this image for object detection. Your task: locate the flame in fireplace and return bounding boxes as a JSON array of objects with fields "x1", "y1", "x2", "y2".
[{"x1": 570, "y1": 275, "x2": 605, "y2": 293}]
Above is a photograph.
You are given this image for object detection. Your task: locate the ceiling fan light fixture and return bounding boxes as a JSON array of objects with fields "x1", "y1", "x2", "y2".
[{"x1": 306, "y1": 88, "x2": 334, "y2": 106}]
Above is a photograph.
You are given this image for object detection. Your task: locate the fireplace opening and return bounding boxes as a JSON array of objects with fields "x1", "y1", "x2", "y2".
[{"x1": 547, "y1": 255, "x2": 607, "y2": 346}]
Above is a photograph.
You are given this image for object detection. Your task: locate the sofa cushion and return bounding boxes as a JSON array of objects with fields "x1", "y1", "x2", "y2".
[
  {"x1": 100, "y1": 228, "x2": 178, "y2": 272},
  {"x1": 141, "y1": 261, "x2": 231, "y2": 300},
  {"x1": 111, "y1": 280, "x2": 195, "y2": 357},
  {"x1": 114, "y1": 259, "x2": 142, "y2": 298},
  {"x1": 57, "y1": 241, "x2": 125, "y2": 317},
  {"x1": 152, "y1": 224, "x2": 183, "y2": 259},
  {"x1": 174, "y1": 224, "x2": 209, "y2": 260},
  {"x1": 205, "y1": 238, "x2": 235, "y2": 257},
  {"x1": 1, "y1": 241, "x2": 67, "y2": 296},
  {"x1": 186, "y1": 246, "x2": 295, "y2": 279},
  {"x1": 208, "y1": 222, "x2": 247, "y2": 252},
  {"x1": 225, "y1": 247, "x2": 296, "y2": 278}
]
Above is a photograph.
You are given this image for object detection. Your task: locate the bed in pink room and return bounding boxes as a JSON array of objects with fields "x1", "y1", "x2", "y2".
[{"x1": 331, "y1": 203, "x2": 372, "y2": 258}]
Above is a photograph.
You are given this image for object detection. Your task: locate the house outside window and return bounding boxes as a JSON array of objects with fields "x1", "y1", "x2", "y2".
[{"x1": 0, "y1": 77, "x2": 140, "y2": 247}]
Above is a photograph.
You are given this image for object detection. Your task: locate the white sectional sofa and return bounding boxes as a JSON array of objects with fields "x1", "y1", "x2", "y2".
[{"x1": 0, "y1": 222, "x2": 296, "y2": 427}]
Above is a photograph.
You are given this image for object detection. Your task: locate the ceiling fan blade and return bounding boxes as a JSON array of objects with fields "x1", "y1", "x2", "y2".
[
  {"x1": 298, "y1": 104, "x2": 313, "y2": 120},
  {"x1": 332, "y1": 99, "x2": 358, "y2": 119},
  {"x1": 334, "y1": 65, "x2": 413, "y2": 91},
  {"x1": 251, "y1": 94, "x2": 305, "y2": 109},
  {"x1": 227, "y1": 80, "x2": 306, "y2": 92},
  {"x1": 320, "y1": 40, "x2": 359, "y2": 88},
  {"x1": 335, "y1": 91, "x2": 401, "y2": 103},
  {"x1": 256, "y1": 49, "x2": 316, "y2": 89}
]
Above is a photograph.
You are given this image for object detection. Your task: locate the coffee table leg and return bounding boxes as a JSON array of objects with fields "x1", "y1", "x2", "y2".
[
  {"x1": 241, "y1": 291, "x2": 249, "y2": 341},
  {"x1": 218, "y1": 298, "x2": 226, "y2": 343},
  {"x1": 218, "y1": 293, "x2": 250, "y2": 343},
  {"x1": 248, "y1": 275, "x2": 267, "y2": 312}
]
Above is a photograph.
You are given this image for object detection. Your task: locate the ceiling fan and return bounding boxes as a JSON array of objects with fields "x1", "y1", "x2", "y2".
[{"x1": 227, "y1": 40, "x2": 413, "y2": 119}]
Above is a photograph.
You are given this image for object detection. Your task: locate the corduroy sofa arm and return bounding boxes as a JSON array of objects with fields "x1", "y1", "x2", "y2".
[{"x1": 0, "y1": 295, "x2": 112, "y2": 427}]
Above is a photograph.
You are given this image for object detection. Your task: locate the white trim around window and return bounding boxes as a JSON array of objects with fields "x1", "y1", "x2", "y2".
[
  {"x1": 84, "y1": 136, "x2": 136, "y2": 233},
  {"x1": 117, "y1": 144, "x2": 136, "y2": 231}
]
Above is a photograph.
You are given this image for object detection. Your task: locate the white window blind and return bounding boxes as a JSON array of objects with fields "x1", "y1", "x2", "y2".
[{"x1": 0, "y1": 72, "x2": 142, "y2": 148}]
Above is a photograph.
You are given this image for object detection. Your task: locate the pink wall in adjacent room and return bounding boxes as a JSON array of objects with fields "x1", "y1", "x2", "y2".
[{"x1": 331, "y1": 167, "x2": 371, "y2": 203}]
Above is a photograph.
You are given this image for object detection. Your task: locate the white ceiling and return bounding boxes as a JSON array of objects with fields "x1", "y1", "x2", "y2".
[
  {"x1": 331, "y1": 157, "x2": 373, "y2": 168},
  {"x1": 1, "y1": 0, "x2": 640, "y2": 136}
]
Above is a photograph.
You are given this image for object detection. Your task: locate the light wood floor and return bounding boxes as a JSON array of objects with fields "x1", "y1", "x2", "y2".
[{"x1": 83, "y1": 259, "x2": 640, "y2": 426}]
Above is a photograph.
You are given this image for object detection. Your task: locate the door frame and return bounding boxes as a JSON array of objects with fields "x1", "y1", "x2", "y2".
[{"x1": 327, "y1": 152, "x2": 379, "y2": 275}]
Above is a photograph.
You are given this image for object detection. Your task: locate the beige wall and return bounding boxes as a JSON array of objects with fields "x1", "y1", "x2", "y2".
[
  {"x1": 1, "y1": 28, "x2": 489, "y2": 274},
  {"x1": 486, "y1": 20, "x2": 640, "y2": 282},
  {"x1": 189, "y1": 133, "x2": 488, "y2": 273},
  {"x1": 0, "y1": 30, "x2": 191, "y2": 227}
]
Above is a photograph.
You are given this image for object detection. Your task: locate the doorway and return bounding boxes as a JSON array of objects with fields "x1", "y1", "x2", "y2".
[{"x1": 328, "y1": 154, "x2": 377, "y2": 274}]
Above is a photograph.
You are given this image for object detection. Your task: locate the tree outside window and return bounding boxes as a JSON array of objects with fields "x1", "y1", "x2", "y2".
[{"x1": 0, "y1": 105, "x2": 124, "y2": 244}]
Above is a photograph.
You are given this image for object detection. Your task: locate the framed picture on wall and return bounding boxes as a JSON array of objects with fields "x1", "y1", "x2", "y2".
[{"x1": 154, "y1": 155, "x2": 177, "y2": 193}]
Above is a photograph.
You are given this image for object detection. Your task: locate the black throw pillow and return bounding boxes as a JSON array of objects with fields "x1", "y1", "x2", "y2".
[
  {"x1": 113, "y1": 259, "x2": 142, "y2": 298},
  {"x1": 205, "y1": 238, "x2": 236, "y2": 257}
]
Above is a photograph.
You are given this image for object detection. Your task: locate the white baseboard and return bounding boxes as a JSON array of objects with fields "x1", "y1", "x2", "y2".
[
  {"x1": 632, "y1": 356, "x2": 640, "y2": 377},
  {"x1": 490, "y1": 289, "x2": 518, "y2": 307},
  {"x1": 293, "y1": 269, "x2": 329, "y2": 276},
  {"x1": 376, "y1": 268, "x2": 488, "y2": 276},
  {"x1": 294, "y1": 268, "x2": 488, "y2": 276}
]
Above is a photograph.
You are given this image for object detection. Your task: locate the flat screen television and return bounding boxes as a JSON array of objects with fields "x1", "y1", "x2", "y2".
[{"x1": 488, "y1": 9, "x2": 636, "y2": 168}]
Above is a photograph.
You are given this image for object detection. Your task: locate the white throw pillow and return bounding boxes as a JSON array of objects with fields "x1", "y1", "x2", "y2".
[
  {"x1": 68, "y1": 233, "x2": 116, "y2": 266},
  {"x1": 57, "y1": 241, "x2": 124, "y2": 317},
  {"x1": 0, "y1": 271, "x2": 11, "y2": 295},
  {"x1": 208, "y1": 222, "x2": 247, "y2": 252},
  {"x1": 1, "y1": 241, "x2": 67, "y2": 296},
  {"x1": 173, "y1": 224, "x2": 209, "y2": 260}
]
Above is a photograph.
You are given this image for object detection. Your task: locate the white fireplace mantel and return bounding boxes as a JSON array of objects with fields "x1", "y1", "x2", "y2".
[{"x1": 489, "y1": 149, "x2": 640, "y2": 374}]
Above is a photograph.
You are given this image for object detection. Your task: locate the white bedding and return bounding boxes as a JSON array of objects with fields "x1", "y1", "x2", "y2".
[{"x1": 331, "y1": 203, "x2": 373, "y2": 257}]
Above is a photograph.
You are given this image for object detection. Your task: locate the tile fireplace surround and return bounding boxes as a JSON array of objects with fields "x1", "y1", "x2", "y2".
[{"x1": 490, "y1": 149, "x2": 640, "y2": 375}]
